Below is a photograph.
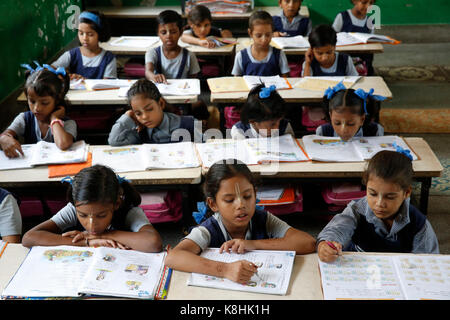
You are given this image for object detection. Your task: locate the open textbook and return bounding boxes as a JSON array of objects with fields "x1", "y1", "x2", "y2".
[
  {"x1": 294, "y1": 76, "x2": 361, "y2": 92},
  {"x1": 207, "y1": 75, "x2": 292, "y2": 93},
  {"x1": 0, "y1": 140, "x2": 89, "y2": 171},
  {"x1": 302, "y1": 135, "x2": 418, "y2": 162},
  {"x1": 84, "y1": 79, "x2": 136, "y2": 91},
  {"x1": 187, "y1": 248, "x2": 295, "y2": 295},
  {"x1": 272, "y1": 35, "x2": 310, "y2": 49},
  {"x1": 110, "y1": 36, "x2": 160, "y2": 48},
  {"x1": 92, "y1": 142, "x2": 200, "y2": 173},
  {"x1": 337, "y1": 32, "x2": 400, "y2": 46},
  {"x1": 196, "y1": 134, "x2": 309, "y2": 168},
  {"x1": 2, "y1": 245, "x2": 169, "y2": 299},
  {"x1": 319, "y1": 253, "x2": 450, "y2": 300},
  {"x1": 118, "y1": 79, "x2": 201, "y2": 97}
]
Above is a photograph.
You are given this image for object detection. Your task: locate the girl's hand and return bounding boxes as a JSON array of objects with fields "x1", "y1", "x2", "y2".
[
  {"x1": 70, "y1": 73, "x2": 85, "y2": 81},
  {"x1": 150, "y1": 73, "x2": 167, "y2": 84},
  {"x1": 50, "y1": 106, "x2": 66, "y2": 122},
  {"x1": 273, "y1": 31, "x2": 287, "y2": 37},
  {"x1": 305, "y1": 48, "x2": 314, "y2": 64},
  {"x1": 125, "y1": 110, "x2": 145, "y2": 132},
  {"x1": 62, "y1": 230, "x2": 88, "y2": 243},
  {"x1": 224, "y1": 260, "x2": 258, "y2": 284},
  {"x1": 0, "y1": 135, "x2": 24, "y2": 158},
  {"x1": 89, "y1": 238, "x2": 130, "y2": 250},
  {"x1": 317, "y1": 241, "x2": 342, "y2": 263},
  {"x1": 199, "y1": 39, "x2": 216, "y2": 48},
  {"x1": 219, "y1": 239, "x2": 255, "y2": 254}
]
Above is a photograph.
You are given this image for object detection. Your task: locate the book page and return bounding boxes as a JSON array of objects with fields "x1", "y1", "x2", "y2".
[
  {"x1": 110, "y1": 36, "x2": 159, "y2": 48},
  {"x1": 243, "y1": 75, "x2": 291, "y2": 90},
  {"x1": 352, "y1": 136, "x2": 418, "y2": 160},
  {"x1": 393, "y1": 255, "x2": 450, "y2": 300},
  {"x1": 256, "y1": 185, "x2": 285, "y2": 201},
  {"x1": 336, "y1": 32, "x2": 363, "y2": 46},
  {"x1": 271, "y1": 35, "x2": 310, "y2": 49},
  {"x1": 294, "y1": 76, "x2": 360, "y2": 92},
  {"x1": 144, "y1": 142, "x2": 200, "y2": 169},
  {"x1": 2, "y1": 245, "x2": 96, "y2": 298},
  {"x1": 0, "y1": 144, "x2": 35, "y2": 170},
  {"x1": 350, "y1": 32, "x2": 395, "y2": 44},
  {"x1": 207, "y1": 77, "x2": 249, "y2": 93},
  {"x1": 92, "y1": 145, "x2": 149, "y2": 173},
  {"x1": 84, "y1": 79, "x2": 136, "y2": 91},
  {"x1": 245, "y1": 134, "x2": 309, "y2": 163},
  {"x1": 319, "y1": 254, "x2": 405, "y2": 300},
  {"x1": 195, "y1": 140, "x2": 251, "y2": 168},
  {"x1": 79, "y1": 247, "x2": 166, "y2": 299},
  {"x1": 155, "y1": 79, "x2": 201, "y2": 96},
  {"x1": 187, "y1": 249, "x2": 295, "y2": 295},
  {"x1": 302, "y1": 135, "x2": 363, "y2": 162},
  {"x1": 30, "y1": 140, "x2": 89, "y2": 166}
]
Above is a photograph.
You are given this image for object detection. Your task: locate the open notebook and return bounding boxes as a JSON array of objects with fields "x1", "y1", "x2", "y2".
[
  {"x1": 319, "y1": 253, "x2": 450, "y2": 300},
  {"x1": 294, "y1": 76, "x2": 361, "y2": 92},
  {"x1": 337, "y1": 32, "x2": 400, "y2": 46},
  {"x1": 110, "y1": 36, "x2": 160, "y2": 48},
  {"x1": 271, "y1": 35, "x2": 310, "y2": 49},
  {"x1": 0, "y1": 140, "x2": 89, "y2": 170},
  {"x1": 2, "y1": 245, "x2": 170, "y2": 300},
  {"x1": 302, "y1": 135, "x2": 418, "y2": 162},
  {"x1": 84, "y1": 79, "x2": 136, "y2": 91},
  {"x1": 187, "y1": 249, "x2": 295, "y2": 295},
  {"x1": 207, "y1": 75, "x2": 292, "y2": 93},
  {"x1": 118, "y1": 79, "x2": 201, "y2": 97}
]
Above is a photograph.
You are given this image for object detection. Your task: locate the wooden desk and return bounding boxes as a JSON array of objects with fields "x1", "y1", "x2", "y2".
[
  {"x1": 210, "y1": 6, "x2": 310, "y2": 19},
  {"x1": 0, "y1": 244, "x2": 29, "y2": 294},
  {"x1": 101, "y1": 37, "x2": 237, "y2": 56},
  {"x1": 236, "y1": 38, "x2": 384, "y2": 55}
]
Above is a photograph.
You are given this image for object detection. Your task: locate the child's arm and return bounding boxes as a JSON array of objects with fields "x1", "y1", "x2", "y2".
[
  {"x1": 302, "y1": 48, "x2": 314, "y2": 76},
  {"x1": 0, "y1": 129, "x2": 24, "y2": 158},
  {"x1": 107, "y1": 112, "x2": 143, "y2": 146},
  {"x1": 317, "y1": 240, "x2": 343, "y2": 262},
  {"x1": 145, "y1": 62, "x2": 167, "y2": 84},
  {"x1": 181, "y1": 33, "x2": 216, "y2": 48},
  {"x1": 165, "y1": 239, "x2": 259, "y2": 284},
  {"x1": 50, "y1": 106, "x2": 74, "y2": 150}
]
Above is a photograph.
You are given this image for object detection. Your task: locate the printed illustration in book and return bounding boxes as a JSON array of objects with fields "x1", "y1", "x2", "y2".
[{"x1": 187, "y1": 249, "x2": 296, "y2": 295}]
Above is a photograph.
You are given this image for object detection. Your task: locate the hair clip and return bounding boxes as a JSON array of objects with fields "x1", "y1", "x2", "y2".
[
  {"x1": 354, "y1": 88, "x2": 387, "y2": 115},
  {"x1": 392, "y1": 142, "x2": 413, "y2": 161},
  {"x1": 192, "y1": 201, "x2": 208, "y2": 224},
  {"x1": 61, "y1": 176, "x2": 73, "y2": 185},
  {"x1": 116, "y1": 175, "x2": 131, "y2": 184},
  {"x1": 79, "y1": 11, "x2": 101, "y2": 28},
  {"x1": 259, "y1": 85, "x2": 276, "y2": 99},
  {"x1": 324, "y1": 81, "x2": 346, "y2": 100},
  {"x1": 42, "y1": 64, "x2": 66, "y2": 77}
]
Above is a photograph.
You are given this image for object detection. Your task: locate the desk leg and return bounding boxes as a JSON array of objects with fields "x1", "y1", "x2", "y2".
[
  {"x1": 419, "y1": 178, "x2": 432, "y2": 215},
  {"x1": 218, "y1": 103, "x2": 226, "y2": 135}
]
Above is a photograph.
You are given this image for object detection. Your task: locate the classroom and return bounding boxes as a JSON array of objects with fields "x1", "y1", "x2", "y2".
[{"x1": 0, "y1": 0, "x2": 449, "y2": 304}]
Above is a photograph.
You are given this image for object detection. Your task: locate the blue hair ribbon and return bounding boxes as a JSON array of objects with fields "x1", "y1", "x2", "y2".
[
  {"x1": 116, "y1": 175, "x2": 131, "y2": 184},
  {"x1": 259, "y1": 85, "x2": 276, "y2": 99},
  {"x1": 61, "y1": 176, "x2": 73, "y2": 185},
  {"x1": 323, "y1": 81, "x2": 347, "y2": 100},
  {"x1": 192, "y1": 201, "x2": 208, "y2": 224},
  {"x1": 79, "y1": 11, "x2": 101, "y2": 27},
  {"x1": 392, "y1": 142, "x2": 413, "y2": 161},
  {"x1": 43, "y1": 64, "x2": 66, "y2": 77},
  {"x1": 354, "y1": 88, "x2": 387, "y2": 115}
]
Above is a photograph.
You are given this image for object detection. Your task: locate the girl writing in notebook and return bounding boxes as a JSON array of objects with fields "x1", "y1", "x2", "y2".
[
  {"x1": 317, "y1": 150, "x2": 439, "y2": 263},
  {"x1": 0, "y1": 64, "x2": 77, "y2": 158},
  {"x1": 52, "y1": 10, "x2": 117, "y2": 79},
  {"x1": 165, "y1": 160, "x2": 315, "y2": 284},
  {"x1": 22, "y1": 165, "x2": 163, "y2": 253}
]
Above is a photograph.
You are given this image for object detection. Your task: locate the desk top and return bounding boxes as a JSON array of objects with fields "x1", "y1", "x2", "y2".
[
  {"x1": 0, "y1": 146, "x2": 202, "y2": 187},
  {"x1": 101, "y1": 37, "x2": 236, "y2": 56},
  {"x1": 89, "y1": 6, "x2": 309, "y2": 19},
  {"x1": 18, "y1": 88, "x2": 198, "y2": 105},
  {"x1": 210, "y1": 76, "x2": 392, "y2": 104},
  {"x1": 236, "y1": 37, "x2": 384, "y2": 55}
]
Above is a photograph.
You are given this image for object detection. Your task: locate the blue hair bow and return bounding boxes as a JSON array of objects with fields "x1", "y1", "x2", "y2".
[
  {"x1": 354, "y1": 88, "x2": 387, "y2": 115},
  {"x1": 192, "y1": 201, "x2": 208, "y2": 224},
  {"x1": 21, "y1": 61, "x2": 44, "y2": 74},
  {"x1": 324, "y1": 81, "x2": 347, "y2": 100},
  {"x1": 43, "y1": 64, "x2": 67, "y2": 77},
  {"x1": 61, "y1": 176, "x2": 73, "y2": 185},
  {"x1": 392, "y1": 142, "x2": 413, "y2": 161},
  {"x1": 259, "y1": 85, "x2": 276, "y2": 99},
  {"x1": 20, "y1": 62, "x2": 66, "y2": 77},
  {"x1": 116, "y1": 175, "x2": 131, "y2": 184},
  {"x1": 79, "y1": 11, "x2": 101, "y2": 27}
]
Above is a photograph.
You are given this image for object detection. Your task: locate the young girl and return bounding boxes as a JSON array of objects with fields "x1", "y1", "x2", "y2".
[
  {"x1": 52, "y1": 10, "x2": 117, "y2": 79},
  {"x1": 165, "y1": 160, "x2": 316, "y2": 284},
  {"x1": 108, "y1": 79, "x2": 202, "y2": 145},
  {"x1": 231, "y1": 10, "x2": 290, "y2": 77},
  {"x1": 332, "y1": 0, "x2": 376, "y2": 75},
  {"x1": 0, "y1": 65, "x2": 77, "y2": 158},
  {"x1": 0, "y1": 188, "x2": 22, "y2": 243},
  {"x1": 316, "y1": 82, "x2": 385, "y2": 141},
  {"x1": 317, "y1": 150, "x2": 439, "y2": 263},
  {"x1": 273, "y1": 0, "x2": 311, "y2": 37},
  {"x1": 22, "y1": 165, "x2": 163, "y2": 253},
  {"x1": 231, "y1": 84, "x2": 295, "y2": 139}
]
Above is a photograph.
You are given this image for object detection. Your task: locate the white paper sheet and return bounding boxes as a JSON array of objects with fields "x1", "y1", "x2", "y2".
[
  {"x1": 272, "y1": 35, "x2": 310, "y2": 49},
  {"x1": 110, "y1": 36, "x2": 160, "y2": 48}
]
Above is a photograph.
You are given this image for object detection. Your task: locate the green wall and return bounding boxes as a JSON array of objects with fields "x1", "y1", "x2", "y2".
[{"x1": 0, "y1": 0, "x2": 82, "y2": 104}]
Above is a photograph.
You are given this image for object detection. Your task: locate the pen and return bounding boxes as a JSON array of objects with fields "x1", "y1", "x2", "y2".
[
  {"x1": 250, "y1": 262, "x2": 263, "y2": 281},
  {"x1": 326, "y1": 241, "x2": 341, "y2": 256}
]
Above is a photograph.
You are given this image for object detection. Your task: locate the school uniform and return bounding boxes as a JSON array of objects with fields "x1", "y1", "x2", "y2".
[
  {"x1": 231, "y1": 119, "x2": 295, "y2": 139},
  {"x1": 231, "y1": 46, "x2": 290, "y2": 76},
  {"x1": 185, "y1": 209, "x2": 291, "y2": 251},
  {"x1": 316, "y1": 123, "x2": 384, "y2": 138},
  {"x1": 272, "y1": 11, "x2": 312, "y2": 36},
  {"x1": 52, "y1": 47, "x2": 117, "y2": 79},
  {"x1": 317, "y1": 197, "x2": 439, "y2": 254},
  {"x1": 301, "y1": 52, "x2": 359, "y2": 76},
  {"x1": 0, "y1": 188, "x2": 22, "y2": 238},
  {"x1": 145, "y1": 46, "x2": 201, "y2": 79},
  {"x1": 108, "y1": 112, "x2": 202, "y2": 146},
  {"x1": 7, "y1": 111, "x2": 77, "y2": 144}
]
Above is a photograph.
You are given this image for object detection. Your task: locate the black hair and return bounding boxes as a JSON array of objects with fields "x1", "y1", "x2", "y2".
[
  {"x1": 126, "y1": 78, "x2": 162, "y2": 105},
  {"x1": 79, "y1": 10, "x2": 111, "y2": 43},
  {"x1": 156, "y1": 10, "x2": 183, "y2": 31},
  {"x1": 64, "y1": 165, "x2": 142, "y2": 230},
  {"x1": 362, "y1": 150, "x2": 413, "y2": 191},
  {"x1": 24, "y1": 67, "x2": 70, "y2": 110},
  {"x1": 322, "y1": 88, "x2": 380, "y2": 126},
  {"x1": 249, "y1": 10, "x2": 273, "y2": 30},
  {"x1": 239, "y1": 84, "x2": 287, "y2": 124},
  {"x1": 188, "y1": 5, "x2": 212, "y2": 24},
  {"x1": 308, "y1": 24, "x2": 337, "y2": 48}
]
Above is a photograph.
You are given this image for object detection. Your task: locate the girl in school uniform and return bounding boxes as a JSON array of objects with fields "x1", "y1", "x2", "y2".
[
  {"x1": 317, "y1": 150, "x2": 439, "y2": 263},
  {"x1": 52, "y1": 10, "x2": 117, "y2": 79},
  {"x1": 108, "y1": 79, "x2": 202, "y2": 146},
  {"x1": 231, "y1": 10, "x2": 290, "y2": 77},
  {"x1": 22, "y1": 165, "x2": 163, "y2": 253},
  {"x1": 0, "y1": 188, "x2": 22, "y2": 243},
  {"x1": 332, "y1": 0, "x2": 376, "y2": 75},
  {"x1": 273, "y1": 0, "x2": 311, "y2": 37},
  {"x1": 165, "y1": 160, "x2": 315, "y2": 284},
  {"x1": 0, "y1": 65, "x2": 77, "y2": 158},
  {"x1": 231, "y1": 84, "x2": 295, "y2": 139}
]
